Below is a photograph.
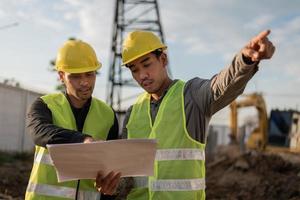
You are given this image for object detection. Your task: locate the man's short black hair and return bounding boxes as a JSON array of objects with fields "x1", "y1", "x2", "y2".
[
  {"x1": 151, "y1": 48, "x2": 163, "y2": 58},
  {"x1": 125, "y1": 48, "x2": 164, "y2": 68}
]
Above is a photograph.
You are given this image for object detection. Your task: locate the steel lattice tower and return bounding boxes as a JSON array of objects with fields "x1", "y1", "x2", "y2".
[{"x1": 106, "y1": 0, "x2": 169, "y2": 115}]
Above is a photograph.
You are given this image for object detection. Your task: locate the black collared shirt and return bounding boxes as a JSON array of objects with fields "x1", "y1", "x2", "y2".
[{"x1": 27, "y1": 94, "x2": 119, "y2": 148}]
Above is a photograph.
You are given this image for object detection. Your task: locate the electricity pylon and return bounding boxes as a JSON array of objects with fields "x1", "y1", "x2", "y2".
[{"x1": 106, "y1": 0, "x2": 169, "y2": 115}]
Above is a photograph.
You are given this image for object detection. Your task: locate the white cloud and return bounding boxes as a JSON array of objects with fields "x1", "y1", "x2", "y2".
[
  {"x1": 36, "y1": 17, "x2": 65, "y2": 30},
  {"x1": 0, "y1": 0, "x2": 66, "y2": 31},
  {"x1": 57, "y1": 0, "x2": 114, "y2": 63},
  {"x1": 62, "y1": 0, "x2": 82, "y2": 7},
  {"x1": 273, "y1": 16, "x2": 300, "y2": 44},
  {"x1": 0, "y1": 9, "x2": 7, "y2": 18},
  {"x1": 0, "y1": 0, "x2": 300, "y2": 108},
  {"x1": 268, "y1": 16, "x2": 300, "y2": 82},
  {"x1": 244, "y1": 14, "x2": 275, "y2": 30},
  {"x1": 160, "y1": 0, "x2": 300, "y2": 82},
  {"x1": 63, "y1": 12, "x2": 76, "y2": 21},
  {"x1": 160, "y1": 0, "x2": 252, "y2": 61}
]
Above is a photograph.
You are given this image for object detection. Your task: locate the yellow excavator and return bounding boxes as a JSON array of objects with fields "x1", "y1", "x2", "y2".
[{"x1": 229, "y1": 93, "x2": 300, "y2": 153}]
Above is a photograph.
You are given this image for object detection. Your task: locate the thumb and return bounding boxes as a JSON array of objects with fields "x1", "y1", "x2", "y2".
[
  {"x1": 242, "y1": 48, "x2": 259, "y2": 61},
  {"x1": 83, "y1": 136, "x2": 94, "y2": 143}
]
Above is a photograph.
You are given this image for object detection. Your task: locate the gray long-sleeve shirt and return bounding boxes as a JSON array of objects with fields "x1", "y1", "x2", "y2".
[{"x1": 122, "y1": 52, "x2": 258, "y2": 143}]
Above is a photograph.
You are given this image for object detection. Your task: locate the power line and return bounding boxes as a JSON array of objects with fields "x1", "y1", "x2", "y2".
[
  {"x1": 264, "y1": 93, "x2": 300, "y2": 98},
  {"x1": 242, "y1": 92, "x2": 300, "y2": 99},
  {"x1": 0, "y1": 22, "x2": 19, "y2": 30}
]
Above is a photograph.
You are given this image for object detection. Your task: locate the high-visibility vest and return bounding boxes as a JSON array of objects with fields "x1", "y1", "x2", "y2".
[
  {"x1": 126, "y1": 80, "x2": 206, "y2": 200},
  {"x1": 25, "y1": 93, "x2": 114, "y2": 200}
]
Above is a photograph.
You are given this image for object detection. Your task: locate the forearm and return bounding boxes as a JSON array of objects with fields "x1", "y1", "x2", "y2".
[
  {"x1": 27, "y1": 121, "x2": 88, "y2": 147},
  {"x1": 210, "y1": 52, "x2": 258, "y2": 114},
  {"x1": 26, "y1": 98, "x2": 89, "y2": 147}
]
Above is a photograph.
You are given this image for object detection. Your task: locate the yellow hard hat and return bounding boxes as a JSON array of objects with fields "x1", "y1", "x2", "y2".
[
  {"x1": 55, "y1": 40, "x2": 101, "y2": 73},
  {"x1": 122, "y1": 31, "x2": 167, "y2": 65}
]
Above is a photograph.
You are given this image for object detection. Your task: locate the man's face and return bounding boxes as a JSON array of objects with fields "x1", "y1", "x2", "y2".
[
  {"x1": 59, "y1": 71, "x2": 96, "y2": 102},
  {"x1": 127, "y1": 52, "x2": 168, "y2": 94}
]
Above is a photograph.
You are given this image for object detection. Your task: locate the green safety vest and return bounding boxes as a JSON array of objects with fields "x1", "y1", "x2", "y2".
[
  {"x1": 25, "y1": 93, "x2": 114, "y2": 200},
  {"x1": 126, "y1": 80, "x2": 206, "y2": 200}
]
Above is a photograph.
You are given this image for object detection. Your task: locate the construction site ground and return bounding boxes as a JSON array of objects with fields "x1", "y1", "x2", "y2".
[{"x1": 0, "y1": 147, "x2": 300, "y2": 200}]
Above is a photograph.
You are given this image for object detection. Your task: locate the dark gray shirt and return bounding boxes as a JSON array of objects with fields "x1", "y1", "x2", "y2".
[{"x1": 122, "y1": 52, "x2": 258, "y2": 143}]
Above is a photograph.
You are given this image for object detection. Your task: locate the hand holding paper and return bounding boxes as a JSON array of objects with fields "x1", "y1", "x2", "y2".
[
  {"x1": 47, "y1": 139, "x2": 157, "y2": 182},
  {"x1": 95, "y1": 171, "x2": 121, "y2": 195}
]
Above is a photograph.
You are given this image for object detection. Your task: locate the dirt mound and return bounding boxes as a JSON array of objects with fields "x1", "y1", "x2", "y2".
[
  {"x1": 206, "y1": 146, "x2": 300, "y2": 200},
  {"x1": 0, "y1": 149, "x2": 300, "y2": 200},
  {"x1": 0, "y1": 152, "x2": 32, "y2": 200}
]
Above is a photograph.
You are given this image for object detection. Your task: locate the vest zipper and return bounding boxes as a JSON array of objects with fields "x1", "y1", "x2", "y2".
[{"x1": 75, "y1": 180, "x2": 80, "y2": 200}]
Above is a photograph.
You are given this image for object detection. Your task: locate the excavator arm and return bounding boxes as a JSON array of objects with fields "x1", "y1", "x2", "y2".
[{"x1": 229, "y1": 93, "x2": 268, "y2": 150}]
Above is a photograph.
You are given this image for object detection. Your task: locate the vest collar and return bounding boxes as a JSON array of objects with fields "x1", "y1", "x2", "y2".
[{"x1": 150, "y1": 79, "x2": 178, "y2": 104}]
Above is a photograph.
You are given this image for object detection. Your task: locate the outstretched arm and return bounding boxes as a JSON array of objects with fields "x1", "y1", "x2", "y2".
[{"x1": 209, "y1": 30, "x2": 275, "y2": 115}]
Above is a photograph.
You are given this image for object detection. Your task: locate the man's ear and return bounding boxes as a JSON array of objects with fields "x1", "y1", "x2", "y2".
[
  {"x1": 58, "y1": 71, "x2": 65, "y2": 83},
  {"x1": 161, "y1": 53, "x2": 168, "y2": 67}
]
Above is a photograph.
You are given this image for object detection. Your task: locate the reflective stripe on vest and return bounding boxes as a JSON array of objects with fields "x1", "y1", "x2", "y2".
[
  {"x1": 133, "y1": 177, "x2": 148, "y2": 188},
  {"x1": 26, "y1": 182, "x2": 100, "y2": 199},
  {"x1": 150, "y1": 178, "x2": 206, "y2": 191},
  {"x1": 133, "y1": 149, "x2": 205, "y2": 189},
  {"x1": 27, "y1": 182, "x2": 75, "y2": 199},
  {"x1": 34, "y1": 152, "x2": 53, "y2": 166},
  {"x1": 134, "y1": 177, "x2": 206, "y2": 191},
  {"x1": 155, "y1": 149, "x2": 205, "y2": 161}
]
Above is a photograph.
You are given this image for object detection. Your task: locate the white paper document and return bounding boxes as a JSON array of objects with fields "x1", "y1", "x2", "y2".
[{"x1": 47, "y1": 139, "x2": 157, "y2": 182}]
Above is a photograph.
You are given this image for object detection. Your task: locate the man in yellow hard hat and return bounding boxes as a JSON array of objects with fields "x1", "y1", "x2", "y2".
[
  {"x1": 25, "y1": 39, "x2": 121, "y2": 200},
  {"x1": 121, "y1": 30, "x2": 275, "y2": 199}
]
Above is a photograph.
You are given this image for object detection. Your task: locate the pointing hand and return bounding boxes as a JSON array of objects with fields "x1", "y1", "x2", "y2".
[{"x1": 242, "y1": 30, "x2": 275, "y2": 62}]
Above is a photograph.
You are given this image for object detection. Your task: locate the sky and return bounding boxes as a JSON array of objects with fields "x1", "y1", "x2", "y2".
[{"x1": 0, "y1": 0, "x2": 300, "y2": 125}]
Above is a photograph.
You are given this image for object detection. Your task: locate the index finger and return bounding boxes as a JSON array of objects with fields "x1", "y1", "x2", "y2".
[{"x1": 252, "y1": 30, "x2": 271, "y2": 43}]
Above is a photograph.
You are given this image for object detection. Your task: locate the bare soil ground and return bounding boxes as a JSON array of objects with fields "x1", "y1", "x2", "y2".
[
  {"x1": 0, "y1": 152, "x2": 32, "y2": 200},
  {"x1": 0, "y1": 147, "x2": 300, "y2": 200},
  {"x1": 206, "y1": 145, "x2": 300, "y2": 200}
]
